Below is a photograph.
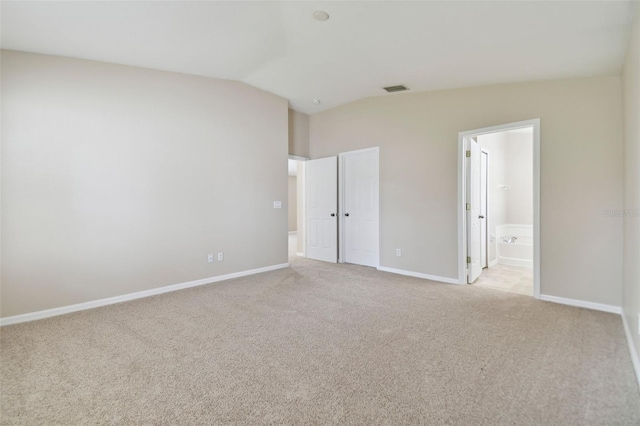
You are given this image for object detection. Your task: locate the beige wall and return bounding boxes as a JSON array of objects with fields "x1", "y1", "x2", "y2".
[
  {"x1": 622, "y1": 5, "x2": 640, "y2": 364},
  {"x1": 310, "y1": 76, "x2": 623, "y2": 307},
  {"x1": 288, "y1": 176, "x2": 297, "y2": 232},
  {"x1": 288, "y1": 110, "x2": 310, "y2": 158},
  {"x1": 1, "y1": 50, "x2": 289, "y2": 317}
]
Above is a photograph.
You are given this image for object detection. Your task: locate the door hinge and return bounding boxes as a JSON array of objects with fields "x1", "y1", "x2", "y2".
[
  {"x1": 466, "y1": 203, "x2": 470, "y2": 211},
  {"x1": 467, "y1": 256, "x2": 471, "y2": 264},
  {"x1": 466, "y1": 150, "x2": 471, "y2": 157}
]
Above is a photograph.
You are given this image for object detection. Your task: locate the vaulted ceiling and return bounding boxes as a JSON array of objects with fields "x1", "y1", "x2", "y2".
[{"x1": 1, "y1": 1, "x2": 635, "y2": 114}]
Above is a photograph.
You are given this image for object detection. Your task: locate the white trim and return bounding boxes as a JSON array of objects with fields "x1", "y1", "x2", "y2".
[
  {"x1": 457, "y1": 133, "x2": 465, "y2": 284},
  {"x1": 300, "y1": 161, "x2": 306, "y2": 258},
  {"x1": 296, "y1": 252, "x2": 304, "y2": 257},
  {"x1": 457, "y1": 118, "x2": 540, "y2": 300},
  {"x1": 488, "y1": 258, "x2": 499, "y2": 268},
  {"x1": 481, "y1": 148, "x2": 489, "y2": 269},
  {"x1": 533, "y1": 120, "x2": 540, "y2": 299},
  {"x1": 539, "y1": 294, "x2": 621, "y2": 314},
  {"x1": 288, "y1": 154, "x2": 309, "y2": 161},
  {"x1": 338, "y1": 153, "x2": 345, "y2": 263},
  {"x1": 0, "y1": 263, "x2": 290, "y2": 326},
  {"x1": 622, "y1": 313, "x2": 640, "y2": 389},
  {"x1": 288, "y1": 231, "x2": 297, "y2": 235},
  {"x1": 377, "y1": 266, "x2": 461, "y2": 285}
]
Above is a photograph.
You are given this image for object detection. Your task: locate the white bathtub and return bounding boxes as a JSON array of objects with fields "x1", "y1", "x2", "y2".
[{"x1": 496, "y1": 224, "x2": 533, "y2": 268}]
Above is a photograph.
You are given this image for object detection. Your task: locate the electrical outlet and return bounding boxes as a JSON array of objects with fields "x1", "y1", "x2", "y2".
[
  {"x1": 217, "y1": 252, "x2": 224, "y2": 261},
  {"x1": 396, "y1": 248, "x2": 401, "y2": 257},
  {"x1": 207, "y1": 254, "x2": 214, "y2": 263}
]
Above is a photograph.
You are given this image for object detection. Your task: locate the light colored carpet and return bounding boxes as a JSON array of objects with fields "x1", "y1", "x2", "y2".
[{"x1": 1, "y1": 256, "x2": 639, "y2": 425}]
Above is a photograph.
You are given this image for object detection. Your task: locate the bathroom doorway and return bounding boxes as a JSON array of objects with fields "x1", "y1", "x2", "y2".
[
  {"x1": 458, "y1": 119, "x2": 540, "y2": 298},
  {"x1": 288, "y1": 156, "x2": 306, "y2": 259}
]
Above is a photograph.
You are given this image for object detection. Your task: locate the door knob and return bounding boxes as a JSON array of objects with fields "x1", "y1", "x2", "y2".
[
  {"x1": 331, "y1": 213, "x2": 335, "y2": 217},
  {"x1": 345, "y1": 213, "x2": 350, "y2": 217},
  {"x1": 479, "y1": 215, "x2": 485, "y2": 219}
]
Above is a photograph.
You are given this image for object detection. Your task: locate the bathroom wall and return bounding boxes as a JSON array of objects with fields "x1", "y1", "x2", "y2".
[
  {"x1": 478, "y1": 130, "x2": 533, "y2": 265},
  {"x1": 478, "y1": 133, "x2": 507, "y2": 264},
  {"x1": 505, "y1": 132, "x2": 533, "y2": 225}
]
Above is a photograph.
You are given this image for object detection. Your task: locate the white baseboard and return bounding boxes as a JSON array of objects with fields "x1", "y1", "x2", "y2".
[
  {"x1": 0, "y1": 263, "x2": 290, "y2": 326},
  {"x1": 377, "y1": 266, "x2": 461, "y2": 285},
  {"x1": 488, "y1": 259, "x2": 499, "y2": 268},
  {"x1": 288, "y1": 231, "x2": 297, "y2": 235},
  {"x1": 296, "y1": 252, "x2": 304, "y2": 257},
  {"x1": 622, "y1": 312, "x2": 640, "y2": 390},
  {"x1": 539, "y1": 294, "x2": 622, "y2": 314}
]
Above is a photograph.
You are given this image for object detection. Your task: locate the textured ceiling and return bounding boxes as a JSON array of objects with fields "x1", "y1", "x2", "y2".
[{"x1": 1, "y1": 1, "x2": 635, "y2": 114}]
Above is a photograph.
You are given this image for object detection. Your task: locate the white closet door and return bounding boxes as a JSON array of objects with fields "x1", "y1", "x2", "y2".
[
  {"x1": 341, "y1": 148, "x2": 379, "y2": 267},
  {"x1": 305, "y1": 157, "x2": 338, "y2": 263}
]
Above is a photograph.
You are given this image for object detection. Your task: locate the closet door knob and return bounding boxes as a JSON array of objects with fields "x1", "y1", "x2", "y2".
[
  {"x1": 479, "y1": 215, "x2": 485, "y2": 219},
  {"x1": 331, "y1": 213, "x2": 335, "y2": 217},
  {"x1": 345, "y1": 213, "x2": 350, "y2": 217}
]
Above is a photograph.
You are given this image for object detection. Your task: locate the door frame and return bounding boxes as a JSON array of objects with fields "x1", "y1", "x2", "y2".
[
  {"x1": 289, "y1": 155, "x2": 309, "y2": 257},
  {"x1": 480, "y1": 148, "x2": 489, "y2": 269},
  {"x1": 457, "y1": 119, "x2": 540, "y2": 298},
  {"x1": 338, "y1": 147, "x2": 380, "y2": 266},
  {"x1": 466, "y1": 137, "x2": 482, "y2": 283}
]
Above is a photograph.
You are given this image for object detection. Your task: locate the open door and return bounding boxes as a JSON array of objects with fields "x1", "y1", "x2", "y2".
[
  {"x1": 305, "y1": 157, "x2": 338, "y2": 263},
  {"x1": 467, "y1": 137, "x2": 482, "y2": 283}
]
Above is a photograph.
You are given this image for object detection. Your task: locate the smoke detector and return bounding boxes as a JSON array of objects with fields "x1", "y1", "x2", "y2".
[
  {"x1": 383, "y1": 85, "x2": 409, "y2": 93},
  {"x1": 312, "y1": 99, "x2": 321, "y2": 105},
  {"x1": 313, "y1": 11, "x2": 330, "y2": 21}
]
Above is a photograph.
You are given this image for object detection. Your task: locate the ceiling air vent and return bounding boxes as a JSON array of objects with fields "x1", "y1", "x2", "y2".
[{"x1": 383, "y1": 85, "x2": 409, "y2": 93}]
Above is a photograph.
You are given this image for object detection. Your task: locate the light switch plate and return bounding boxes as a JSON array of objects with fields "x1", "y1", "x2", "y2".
[{"x1": 273, "y1": 201, "x2": 282, "y2": 209}]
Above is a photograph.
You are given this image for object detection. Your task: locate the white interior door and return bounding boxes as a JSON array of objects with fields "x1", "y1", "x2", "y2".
[
  {"x1": 480, "y1": 150, "x2": 488, "y2": 268},
  {"x1": 467, "y1": 138, "x2": 482, "y2": 283},
  {"x1": 340, "y1": 148, "x2": 379, "y2": 267},
  {"x1": 305, "y1": 157, "x2": 338, "y2": 263}
]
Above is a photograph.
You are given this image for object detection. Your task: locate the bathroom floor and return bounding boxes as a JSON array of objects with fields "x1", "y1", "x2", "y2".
[{"x1": 473, "y1": 264, "x2": 533, "y2": 296}]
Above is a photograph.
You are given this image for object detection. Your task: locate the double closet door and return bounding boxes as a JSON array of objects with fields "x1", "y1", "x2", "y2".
[{"x1": 305, "y1": 147, "x2": 379, "y2": 267}]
